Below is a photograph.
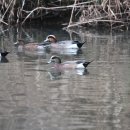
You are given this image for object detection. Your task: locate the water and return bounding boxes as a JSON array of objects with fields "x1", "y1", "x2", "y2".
[{"x1": 0, "y1": 24, "x2": 130, "y2": 130}]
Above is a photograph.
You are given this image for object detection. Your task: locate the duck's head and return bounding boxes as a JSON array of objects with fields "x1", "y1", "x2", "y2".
[
  {"x1": 44, "y1": 35, "x2": 57, "y2": 43},
  {"x1": 48, "y1": 55, "x2": 61, "y2": 64}
]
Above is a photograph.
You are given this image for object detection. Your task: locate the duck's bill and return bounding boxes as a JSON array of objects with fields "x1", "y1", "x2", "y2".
[
  {"x1": 14, "y1": 42, "x2": 18, "y2": 45},
  {"x1": 44, "y1": 39, "x2": 49, "y2": 42}
]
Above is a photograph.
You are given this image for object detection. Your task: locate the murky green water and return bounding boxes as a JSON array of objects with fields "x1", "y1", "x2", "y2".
[{"x1": 0, "y1": 24, "x2": 130, "y2": 130}]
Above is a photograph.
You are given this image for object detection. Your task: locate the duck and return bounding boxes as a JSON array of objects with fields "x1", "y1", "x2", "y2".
[
  {"x1": 15, "y1": 34, "x2": 85, "y2": 52},
  {"x1": 44, "y1": 35, "x2": 85, "y2": 49},
  {"x1": 14, "y1": 39, "x2": 49, "y2": 52},
  {"x1": 48, "y1": 55, "x2": 93, "y2": 69}
]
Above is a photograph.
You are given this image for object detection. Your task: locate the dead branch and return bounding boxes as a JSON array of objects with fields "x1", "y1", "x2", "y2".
[
  {"x1": 21, "y1": 0, "x2": 95, "y2": 24},
  {"x1": 0, "y1": 0, "x2": 130, "y2": 30}
]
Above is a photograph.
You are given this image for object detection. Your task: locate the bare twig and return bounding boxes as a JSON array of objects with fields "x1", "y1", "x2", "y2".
[
  {"x1": 68, "y1": 0, "x2": 77, "y2": 26},
  {"x1": 1, "y1": 0, "x2": 14, "y2": 21},
  {"x1": 21, "y1": 0, "x2": 95, "y2": 24}
]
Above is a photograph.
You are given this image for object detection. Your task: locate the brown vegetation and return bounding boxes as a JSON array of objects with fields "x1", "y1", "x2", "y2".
[{"x1": 0, "y1": 0, "x2": 130, "y2": 30}]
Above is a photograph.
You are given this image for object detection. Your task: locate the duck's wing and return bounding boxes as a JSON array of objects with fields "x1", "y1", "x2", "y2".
[
  {"x1": 63, "y1": 61, "x2": 77, "y2": 64},
  {"x1": 40, "y1": 41, "x2": 51, "y2": 46},
  {"x1": 76, "y1": 60, "x2": 84, "y2": 64},
  {"x1": 58, "y1": 40, "x2": 85, "y2": 49},
  {"x1": 0, "y1": 57, "x2": 9, "y2": 63},
  {"x1": 58, "y1": 40, "x2": 82, "y2": 45},
  {"x1": 58, "y1": 41, "x2": 78, "y2": 48},
  {"x1": 57, "y1": 40, "x2": 73, "y2": 44},
  {"x1": 63, "y1": 59, "x2": 86, "y2": 64}
]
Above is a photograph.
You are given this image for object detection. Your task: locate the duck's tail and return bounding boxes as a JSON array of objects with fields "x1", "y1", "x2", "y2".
[
  {"x1": 77, "y1": 41, "x2": 85, "y2": 48},
  {"x1": 1, "y1": 51, "x2": 9, "y2": 57},
  {"x1": 83, "y1": 60, "x2": 94, "y2": 68}
]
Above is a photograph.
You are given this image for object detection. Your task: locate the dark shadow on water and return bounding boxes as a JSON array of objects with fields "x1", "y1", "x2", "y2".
[
  {"x1": 0, "y1": 57, "x2": 9, "y2": 63},
  {"x1": 76, "y1": 49, "x2": 83, "y2": 56}
]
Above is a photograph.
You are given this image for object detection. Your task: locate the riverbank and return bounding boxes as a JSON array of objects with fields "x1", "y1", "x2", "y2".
[{"x1": 0, "y1": 0, "x2": 130, "y2": 31}]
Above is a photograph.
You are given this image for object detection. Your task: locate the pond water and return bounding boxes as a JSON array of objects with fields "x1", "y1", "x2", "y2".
[{"x1": 0, "y1": 24, "x2": 130, "y2": 130}]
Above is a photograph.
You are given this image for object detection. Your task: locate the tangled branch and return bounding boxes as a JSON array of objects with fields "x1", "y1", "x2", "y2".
[{"x1": 0, "y1": 0, "x2": 130, "y2": 30}]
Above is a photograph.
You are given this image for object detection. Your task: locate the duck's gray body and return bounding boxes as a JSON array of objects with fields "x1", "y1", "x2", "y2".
[
  {"x1": 15, "y1": 35, "x2": 85, "y2": 55},
  {"x1": 48, "y1": 55, "x2": 93, "y2": 69},
  {"x1": 56, "y1": 40, "x2": 84, "y2": 49},
  {"x1": 44, "y1": 35, "x2": 85, "y2": 49}
]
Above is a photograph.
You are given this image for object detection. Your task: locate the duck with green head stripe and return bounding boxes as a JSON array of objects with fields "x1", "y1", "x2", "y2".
[
  {"x1": 48, "y1": 55, "x2": 94, "y2": 69},
  {"x1": 44, "y1": 35, "x2": 85, "y2": 49},
  {"x1": 15, "y1": 35, "x2": 85, "y2": 50}
]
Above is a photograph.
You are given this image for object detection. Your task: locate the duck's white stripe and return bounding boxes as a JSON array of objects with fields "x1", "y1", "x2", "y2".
[
  {"x1": 58, "y1": 41, "x2": 78, "y2": 49},
  {"x1": 65, "y1": 44, "x2": 78, "y2": 49},
  {"x1": 76, "y1": 63, "x2": 84, "y2": 69},
  {"x1": 37, "y1": 46, "x2": 45, "y2": 50}
]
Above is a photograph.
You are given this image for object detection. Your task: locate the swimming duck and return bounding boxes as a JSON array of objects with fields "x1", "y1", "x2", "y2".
[
  {"x1": 44, "y1": 35, "x2": 85, "y2": 49},
  {"x1": 48, "y1": 55, "x2": 93, "y2": 69},
  {"x1": 15, "y1": 34, "x2": 85, "y2": 52},
  {"x1": 14, "y1": 39, "x2": 48, "y2": 51}
]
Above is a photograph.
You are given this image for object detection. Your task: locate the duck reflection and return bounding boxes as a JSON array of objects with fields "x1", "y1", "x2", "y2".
[
  {"x1": 76, "y1": 68, "x2": 89, "y2": 75},
  {"x1": 50, "y1": 48, "x2": 83, "y2": 56},
  {"x1": 47, "y1": 67, "x2": 89, "y2": 80},
  {"x1": 47, "y1": 67, "x2": 62, "y2": 80},
  {"x1": 0, "y1": 56, "x2": 9, "y2": 63}
]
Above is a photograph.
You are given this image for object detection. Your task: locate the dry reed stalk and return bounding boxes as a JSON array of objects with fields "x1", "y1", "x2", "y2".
[
  {"x1": 68, "y1": 0, "x2": 77, "y2": 26},
  {"x1": 0, "y1": 0, "x2": 130, "y2": 30},
  {"x1": 67, "y1": 0, "x2": 130, "y2": 30},
  {"x1": 21, "y1": 0, "x2": 94, "y2": 24}
]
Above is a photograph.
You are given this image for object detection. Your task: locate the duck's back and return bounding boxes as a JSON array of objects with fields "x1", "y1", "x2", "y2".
[
  {"x1": 58, "y1": 40, "x2": 84, "y2": 49},
  {"x1": 63, "y1": 60, "x2": 86, "y2": 69},
  {"x1": 58, "y1": 40, "x2": 78, "y2": 48}
]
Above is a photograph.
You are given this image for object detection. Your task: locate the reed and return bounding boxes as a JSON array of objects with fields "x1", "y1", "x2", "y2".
[
  {"x1": 0, "y1": 0, "x2": 129, "y2": 30},
  {"x1": 67, "y1": 0, "x2": 130, "y2": 30}
]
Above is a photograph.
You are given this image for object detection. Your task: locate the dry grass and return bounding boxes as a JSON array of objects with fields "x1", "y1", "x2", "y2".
[
  {"x1": 68, "y1": 0, "x2": 130, "y2": 30},
  {"x1": 0, "y1": 0, "x2": 130, "y2": 30}
]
